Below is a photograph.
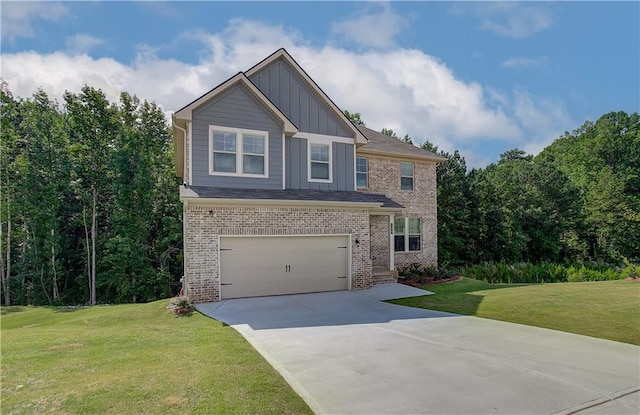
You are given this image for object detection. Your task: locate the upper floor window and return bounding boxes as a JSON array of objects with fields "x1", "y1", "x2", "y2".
[
  {"x1": 394, "y1": 217, "x2": 421, "y2": 252},
  {"x1": 209, "y1": 126, "x2": 268, "y2": 178},
  {"x1": 400, "y1": 161, "x2": 414, "y2": 190},
  {"x1": 356, "y1": 157, "x2": 368, "y2": 189},
  {"x1": 309, "y1": 142, "x2": 332, "y2": 182}
]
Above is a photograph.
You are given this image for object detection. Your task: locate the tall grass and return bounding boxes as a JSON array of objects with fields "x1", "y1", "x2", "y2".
[{"x1": 460, "y1": 261, "x2": 638, "y2": 284}]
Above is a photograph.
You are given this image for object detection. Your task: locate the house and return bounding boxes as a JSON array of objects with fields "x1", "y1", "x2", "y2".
[{"x1": 172, "y1": 49, "x2": 445, "y2": 303}]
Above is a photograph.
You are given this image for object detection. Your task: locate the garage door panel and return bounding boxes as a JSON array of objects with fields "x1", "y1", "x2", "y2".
[{"x1": 220, "y1": 236, "x2": 349, "y2": 299}]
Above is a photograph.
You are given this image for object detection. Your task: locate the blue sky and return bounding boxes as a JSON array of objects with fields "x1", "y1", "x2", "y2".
[{"x1": 2, "y1": 1, "x2": 638, "y2": 167}]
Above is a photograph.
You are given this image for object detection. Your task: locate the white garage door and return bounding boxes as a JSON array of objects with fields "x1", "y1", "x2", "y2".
[{"x1": 219, "y1": 235, "x2": 349, "y2": 299}]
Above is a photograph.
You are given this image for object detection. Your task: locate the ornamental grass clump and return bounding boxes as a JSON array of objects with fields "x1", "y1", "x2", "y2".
[{"x1": 167, "y1": 296, "x2": 194, "y2": 315}]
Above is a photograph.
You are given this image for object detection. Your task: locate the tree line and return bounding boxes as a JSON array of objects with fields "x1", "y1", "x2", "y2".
[
  {"x1": 1, "y1": 85, "x2": 637, "y2": 306},
  {"x1": 1, "y1": 83, "x2": 182, "y2": 306},
  {"x1": 347, "y1": 110, "x2": 639, "y2": 267}
]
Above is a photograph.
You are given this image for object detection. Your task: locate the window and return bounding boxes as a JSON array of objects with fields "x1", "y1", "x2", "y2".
[
  {"x1": 394, "y1": 217, "x2": 421, "y2": 252},
  {"x1": 356, "y1": 157, "x2": 368, "y2": 189},
  {"x1": 400, "y1": 161, "x2": 414, "y2": 190},
  {"x1": 210, "y1": 126, "x2": 268, "y2": 177},
  {"x1": 309, "y1": 142, "x2": 331, "y2": 182}
]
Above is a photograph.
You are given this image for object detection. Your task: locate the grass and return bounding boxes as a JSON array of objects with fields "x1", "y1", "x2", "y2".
[
  {"x1": 1, "y1": 300, "x2": 312, "y2": 415},
  {"x1": 390, "y1": 278, "x2": 640, "y2": 346}
]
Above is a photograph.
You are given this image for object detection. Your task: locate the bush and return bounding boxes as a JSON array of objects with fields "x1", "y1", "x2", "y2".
[
  {"x1": 461, "y1": 261, "x2": 629, "y2": 284},
  {"x1": 167, "y1": 296, "x2": 194, "y2": 315}
]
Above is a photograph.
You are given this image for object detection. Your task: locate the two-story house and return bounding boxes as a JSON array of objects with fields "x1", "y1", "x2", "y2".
[{"x1": 173, "y1": 49, "x2": 445, "y2": 303}]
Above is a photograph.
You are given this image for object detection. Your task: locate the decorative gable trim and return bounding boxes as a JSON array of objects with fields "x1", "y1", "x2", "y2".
[
  {"x1": 245, "y1": 48, "x2": 368, "y2": 145},
  {"x1": 174, "y1": 72, "x2": 298, "y2": 136}
]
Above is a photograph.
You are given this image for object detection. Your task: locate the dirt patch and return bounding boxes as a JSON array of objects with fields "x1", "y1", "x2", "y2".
[
  {"x1": 626, "y1": 277, "x2": 640, "y2": 282},
  {"x1": 164, "y1": 396, "x2": 188, "y2": 406},
  {"x1": 48, "y1": 343, "x2": 84, "y2": 350}
]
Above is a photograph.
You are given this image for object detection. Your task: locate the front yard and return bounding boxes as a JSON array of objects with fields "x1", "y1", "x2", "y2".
[
  {"x1": 390, "y1": 278, "x2": 640, "y2": 345},
  {"x1": 1, "y1": 301, "x2": 311, "y2": 414}
]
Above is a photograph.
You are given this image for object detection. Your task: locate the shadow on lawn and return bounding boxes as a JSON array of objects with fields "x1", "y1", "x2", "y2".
[
  {"x1": 390, "y1": 279, "x2": 528, "y2": 316},
  {"x1": 1, "y1": 306, "x2": 25, "y2": 315}
]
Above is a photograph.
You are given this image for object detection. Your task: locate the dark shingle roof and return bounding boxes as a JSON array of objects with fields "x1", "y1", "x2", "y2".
[
  {"x1": 357, "y1": 125, "x2": 446, "y2": 161},
  {"x1": 181, "y1": 186, "x2": 403, "y2": 209}
]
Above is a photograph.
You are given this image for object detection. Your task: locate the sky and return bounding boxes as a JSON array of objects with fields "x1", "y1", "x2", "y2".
[{"x1": 1, "y1": 1, "x2": 639, "y2": 168}]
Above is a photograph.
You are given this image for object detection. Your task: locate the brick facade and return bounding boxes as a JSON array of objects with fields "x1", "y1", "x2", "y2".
[
  {"x1": 358, "y1": 154, "x2": 438, "y2": 269},
  {"x1": 184, "y1": 203, "x2": 372, "y2": 303},
  {"x1": 369, "y1": 215, "x2": 390, "y2": 269}
]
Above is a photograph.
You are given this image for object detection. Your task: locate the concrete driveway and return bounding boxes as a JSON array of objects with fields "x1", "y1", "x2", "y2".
[{"x1": 197, "y1": 284, "x2": 640, "y2": 415}]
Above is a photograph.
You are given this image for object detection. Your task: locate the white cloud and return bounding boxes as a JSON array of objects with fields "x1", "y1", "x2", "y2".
[
  {"x1": 512, "y1": 88, "x2": 572, "y2": 155},
  {"x1": 331, "y1": 2, "x2": 407, "y2": 49},
  {"x1": 453, "y1": 3, "x2": 552, "y2": 38},
  {"x1": 503, "y1": 56, "x2": 549, "y2": 68},
  {"x1": 65, "y1": 34, "x2": 105, "y2": 55},
  {"x1": 1, "y1": 1, "x2": 68, "y2": 41},
  {"x1": 1, "y1": 18, "x2": 572, "y2": 166}
]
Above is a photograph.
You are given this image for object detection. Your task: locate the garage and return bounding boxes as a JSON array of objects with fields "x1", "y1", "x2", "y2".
[{"x1": 219, "y1": 235, "x2": 350, "y2": 299}]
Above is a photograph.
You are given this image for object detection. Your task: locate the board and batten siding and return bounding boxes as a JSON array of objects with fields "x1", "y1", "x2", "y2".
[
  {"x1": 286, "y1": 137, "x2": 355, "y2": 191},
  {"x1": 191, "y1": 84, "x2": 283, "y2": 189},
  {"x1": 250, "y1": 59, "x2": 353, "y2": 138}
]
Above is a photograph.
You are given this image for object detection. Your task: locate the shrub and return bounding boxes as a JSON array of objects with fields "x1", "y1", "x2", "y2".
[
  {"x1": 167, "y1": 296, "x2": 194, "y2": 315},
  {"x1": 462, "y1": 261, "x2": 627, "y2": 284}
]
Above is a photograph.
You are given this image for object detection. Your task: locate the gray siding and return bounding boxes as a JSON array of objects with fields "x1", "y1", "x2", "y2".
[
  {"x1": 191, "y1": 85, "x2": 283, "y2": 189},
  {"x1": 285, "y1": 137, "x2": 355, "y2": 191},
  {"x1": 250, "y1": 59, "x2": 352, "y2": 138}
]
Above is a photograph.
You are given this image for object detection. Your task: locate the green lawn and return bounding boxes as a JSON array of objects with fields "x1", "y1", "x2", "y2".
[
  {"x1": 390, "y1": 278, "x2": 640, "y2": 346},
  {"x1": 1, "y1": 301, "x2": 311, "y2": 415}
]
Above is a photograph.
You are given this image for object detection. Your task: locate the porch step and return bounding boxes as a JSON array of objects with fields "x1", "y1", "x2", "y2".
[{"x1": 372, "y1": 268, "x2": 399, "y2": 286}]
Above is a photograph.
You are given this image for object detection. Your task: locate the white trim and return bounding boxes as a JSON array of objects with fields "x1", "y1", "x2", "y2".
[
  {"x1": 293, "y1": 131, "x2": 354, "y2": 145},
  {"x1": 216, "y1": 234, "x2": 221, "y2": 299},
  {"x1": 188, "y1": 121, "x2": 193, "y2": 186},
  {"x1": 182, "y1": 197, "x2": 383, "y2": 209},
  {"x1": 400, "y1": 161, "x2": 414, "y2": 191},
  {"x1": 393, "y1": 216, "x2": 421, "y2": 252},
  {"x1": 357, "y1": 147, "x2": 447, "y2": 163},
  {"x1": 282, "y1": 132, "x2": 286, "y2": 189},
  {"x1": 355, "y1": 156, "x2": 368, "y2": 190},
  {"x1": 209, "y1": 125, "x2": 269, "y2": 178},
  {"x1": 183, "y1": 200, "x2": 188, "y2": 297},
  {"x1": 389, "y1": 214, "x2": 395, "y2": 271},
  {"x1": 353, "y1": 146, "x2": 358, "y2": 191},
  {"x1": 307, "y1": 140, "x2": 333, "y2": 183},
  {"x1": 218, "y1": 234, "x2": 352, "y2": 297}
]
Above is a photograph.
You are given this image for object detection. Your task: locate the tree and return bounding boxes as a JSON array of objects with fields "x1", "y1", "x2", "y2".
[
  {"x1": 381, "y1": 128, "x2": 413, "y2": 144},
  {"x1": 343, "y1": 110, "x2": 365, "y2": 125},
  {"x1": 65, "y1": 86, "x2": 119, "y2": 305}
]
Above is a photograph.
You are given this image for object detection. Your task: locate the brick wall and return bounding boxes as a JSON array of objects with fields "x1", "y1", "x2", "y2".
[
  {"x1": 184, "y1": 204, "x2": 372, "y2": 303},
  {"x1": 359, "y1": 155, "x2": 438, "y2": 269},
  {"x1": 370, "y1": 215, "x2": 389, "y2": 268}
]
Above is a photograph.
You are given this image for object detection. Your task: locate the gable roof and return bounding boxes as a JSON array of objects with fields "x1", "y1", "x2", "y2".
[
  {"x1": 174, "y1": 72, "x2": 298, "y2": 136},
  {"x1": 245, "y1": 48, "x2": 368, "y2": 145},
  {"x1": 356, "y1": 125, "x2": 447, "y2": 162}
]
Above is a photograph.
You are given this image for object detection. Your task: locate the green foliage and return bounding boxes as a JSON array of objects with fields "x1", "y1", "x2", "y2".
[
  {"x1": 430, "y1": 111, "x2": 638, "y2": 267},
  {"x1": 343, "y1": 109, "x2": 365, "y2": 125},
  {"x1": 167, "y1": 295, "x2": 194, "y2": 315},
  {"x1": 461, "y1": 261, "x2": 631, "y2": 284},
  {"x1": 1, "y1": 301, "x2": 312, "y2": 413},
  {"x1": 390, "y1": 279, "x2": 640, "y2": 345},
  {"x1": 0, "y1": 85, "x2": 182, "y2": 306}
]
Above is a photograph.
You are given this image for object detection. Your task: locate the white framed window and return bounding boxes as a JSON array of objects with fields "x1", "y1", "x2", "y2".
[
  {"x1": 394, "y1": 217, "x2": 421, "y2": 252},
  {"x1": 356, "y1": 157, "x2": 368, "y2": 189},
  {"x1": 400, "y1": 161, "x2": 414, "y2": 190},
  {"x1": 308, "y1": 142, "x2": 332, "y2": 182},
  {"x1": 209, "y1": 126, "x2": 268, "y2": 178}
]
